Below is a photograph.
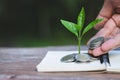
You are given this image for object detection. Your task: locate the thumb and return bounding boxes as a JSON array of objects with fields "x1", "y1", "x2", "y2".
[{"x1": 95, "y1": 0, "x2": 113, "y2": 30}]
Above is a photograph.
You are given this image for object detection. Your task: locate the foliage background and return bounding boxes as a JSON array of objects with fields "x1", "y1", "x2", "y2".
[{"x1": 0, "y1": 0, "x2": 103, "y2": 47}]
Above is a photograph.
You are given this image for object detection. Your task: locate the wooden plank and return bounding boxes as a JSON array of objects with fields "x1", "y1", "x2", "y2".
[{"x1": 0, "y1": 46, "x2": 120, "y2": 80}]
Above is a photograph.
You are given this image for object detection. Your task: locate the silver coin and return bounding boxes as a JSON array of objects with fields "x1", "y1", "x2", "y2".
[
  {"x1": 90, "y1": 37, "x2": 104, "y2": 43},
  {"x1": 61, "y1": 53, "x2": 76, "y2": 63},
  {"x1": 75, "y1": 53, "x2": 91, "y2": 62},
  {"x1": 88, "y1": 37, "x2": 104, "y2": 49}
]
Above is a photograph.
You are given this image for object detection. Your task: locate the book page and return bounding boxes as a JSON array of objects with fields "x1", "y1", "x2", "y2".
[
  {"x1": 36, "y1": 51, "x2": 105, "y2": 72},
  {"x1": 106, "y1": 51, "x2": 120, "y2": 72}
]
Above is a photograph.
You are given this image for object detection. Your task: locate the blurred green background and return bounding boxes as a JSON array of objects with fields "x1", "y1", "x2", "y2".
[{"x1": 0, "y1": 0, "x2": 103, "y2": 47}]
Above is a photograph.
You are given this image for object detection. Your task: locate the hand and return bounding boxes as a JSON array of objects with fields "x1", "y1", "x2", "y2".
[{"x1": 88, "y1": 0, "x2": 120, "y2": 56}]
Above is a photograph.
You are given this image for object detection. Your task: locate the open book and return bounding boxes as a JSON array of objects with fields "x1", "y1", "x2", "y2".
[{"x1": 36, "y1": 51, "x2": 120, "y2": 72}]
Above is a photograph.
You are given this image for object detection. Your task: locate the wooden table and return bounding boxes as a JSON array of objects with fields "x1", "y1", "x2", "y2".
[{"x1": 0, "y1": 46, "x2": 120, "y2": 80}]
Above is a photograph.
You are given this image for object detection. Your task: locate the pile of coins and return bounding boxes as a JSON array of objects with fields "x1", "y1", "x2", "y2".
[
  {"x1": 88, "y1": 37, "x2": 104, "y2": 50},
  {"x1": 61, "y1": 53, "x2": 93, "y2": 63}
]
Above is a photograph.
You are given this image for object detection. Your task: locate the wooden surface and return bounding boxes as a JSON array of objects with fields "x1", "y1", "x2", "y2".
[{"x1": 0, "y1": 46, "x2": 120, "y2": 80}]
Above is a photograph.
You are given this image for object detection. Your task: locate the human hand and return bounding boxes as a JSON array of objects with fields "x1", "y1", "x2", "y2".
[{"x1": 88, "y1": 0, "x2": 120, "y2": 56}]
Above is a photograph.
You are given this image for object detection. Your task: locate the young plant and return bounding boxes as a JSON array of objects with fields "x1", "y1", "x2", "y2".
[{"x1": 60, "y1": 7, "x2": 102, "y2": 54}]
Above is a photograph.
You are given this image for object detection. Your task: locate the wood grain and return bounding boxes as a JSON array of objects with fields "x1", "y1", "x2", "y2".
[{"x1": 0, "y1": 46, "x2": 120, "y2": 80}]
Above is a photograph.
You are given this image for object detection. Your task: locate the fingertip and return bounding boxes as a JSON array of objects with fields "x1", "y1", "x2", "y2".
[{"x1": 92, "y1": 47, "x2": 104, "y2": 56}]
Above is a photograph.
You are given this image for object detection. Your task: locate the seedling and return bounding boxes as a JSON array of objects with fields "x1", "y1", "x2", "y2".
[{"x1": 60, "y1": 7, "x2": 102, "y2": 55}]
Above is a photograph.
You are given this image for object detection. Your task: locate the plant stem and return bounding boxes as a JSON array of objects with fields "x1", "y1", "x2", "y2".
[{"x1": 78, "y1": 37, "x2": 81, "y2": 54}]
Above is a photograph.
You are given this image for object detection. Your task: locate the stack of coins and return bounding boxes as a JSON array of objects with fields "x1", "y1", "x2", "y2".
[
  {"x1": 88, "y1": 37, "x2": 104, "y2": 50},
  {"x1": 61, "y1": 53, "x2": 92, "y2": 63}
]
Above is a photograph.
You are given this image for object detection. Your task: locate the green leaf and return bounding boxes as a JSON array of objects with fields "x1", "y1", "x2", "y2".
[
  {"x1": 77, "y1": 7, "x2": 85, "y2": 31},
  {"x1": 82, "y1": 19, "x2": 103, "y2": 36},
  {"x1": 60, "y1": 19, "x2": 78, "y2": 37}
]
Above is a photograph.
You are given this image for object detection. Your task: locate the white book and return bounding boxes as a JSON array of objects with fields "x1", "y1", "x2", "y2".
[{"x1": 36, "y1": 51, "x2": 120, "y2": 72}]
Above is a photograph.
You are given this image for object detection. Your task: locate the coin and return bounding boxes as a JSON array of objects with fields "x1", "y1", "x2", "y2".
[
  {"x1": 88, "y1": 37, "x2": 104, "y2": 49},
  {"x1": 75, "y1": 53, "x2": 91, "y2": 62},
  {"x1": 61, "y1": 53, "x2": 76, "y2": 63}
]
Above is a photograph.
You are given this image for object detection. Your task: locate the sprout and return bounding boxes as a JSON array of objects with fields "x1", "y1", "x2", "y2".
[{"x1": 60, "y1": 7, "x2": 103, "y2": 54}]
